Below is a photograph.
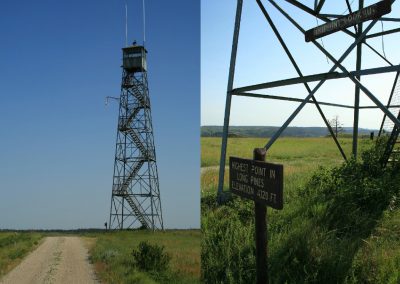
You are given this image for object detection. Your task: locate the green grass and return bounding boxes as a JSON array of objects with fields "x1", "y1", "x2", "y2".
[
  {"x1": 0, "y1": 231, "x2": 43, "y2": 277},
  {"x1": 89, "y1": 230, "x2": 200, "y2": 284},
  {"x1": 346, "y1": 209, "x2": 400, "y2": 283},
  {"x1": 201, "y1": 137, "x2": 400, "y2": 283},
  {"x1": 201, "y1": 137, "x2": 371, "y2": 203},
  {"x1": 201, "y1": 137, "x2": 371, "y2": 168}
]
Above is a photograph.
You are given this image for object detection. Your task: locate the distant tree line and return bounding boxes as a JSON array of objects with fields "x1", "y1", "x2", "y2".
[{"x1": 201, "y1": 125, "x2": 376, "y2": 138}]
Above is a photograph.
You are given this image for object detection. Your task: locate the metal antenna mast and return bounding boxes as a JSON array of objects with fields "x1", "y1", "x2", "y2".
[
  {"x1": 109, "y1": 3, "x2": 163, "y2": 230},
  {"x1": 142, "y1": 0, "x2": 146, "y2": 45},
  {"x1": 125, "y1": 0, "x2": 128, "y2": 47}
]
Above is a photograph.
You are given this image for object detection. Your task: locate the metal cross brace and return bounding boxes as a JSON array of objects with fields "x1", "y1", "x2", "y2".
[
  {"x1": 216, "y1": 0, "x2": 399, "y2": 199},
  {"x1": 263, "y1": 0, "x2": 380, "y2": 150},
  {"x1": 320, "y1": 14, "x2": 400, "y2": 22},
  {"x1": 265, "y1": 0, "x2": 400, "y2": 149},
  {"x1": 315, "y1": 0, "x2": 326, "y2": 14},
  {"x1": 256, "y1": 0, "x2": 347, "y2": 160},
  {"x1": 233, "y1": 65, "x2": 400, "y2": 93},
  {"x1": 232, "y1": 91, "x2": 400, "y2": 110},
  {"x1": 379, "y1": 71, "x2": 400, "y2": 135},
  {"x1": 284, "y1": 0, "x2": 396, "y2": 67}
]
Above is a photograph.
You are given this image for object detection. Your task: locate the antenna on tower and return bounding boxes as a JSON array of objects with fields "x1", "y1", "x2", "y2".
[
  {"x1": 142, "y1": 0, "x2": 146, "y2": 46},
  {"x1": 105, "y1": 96, "x2": 119, "y2": 107},
  {"x1": 125, "y1": 0, "x2": 128, "y2": 47},
  {"x1": 125, "y1": 1, "x2": 145, "y2": 46}
]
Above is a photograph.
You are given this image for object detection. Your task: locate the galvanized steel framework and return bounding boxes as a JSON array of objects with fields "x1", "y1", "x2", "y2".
[
  {"x1": 218, "y1": 0, "x2": 400, "y2": 200},
  {"x1": 109, "y1": 48, "x2": 163, "y2": 230}
]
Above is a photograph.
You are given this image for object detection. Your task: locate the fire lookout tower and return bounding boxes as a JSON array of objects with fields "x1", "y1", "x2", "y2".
[{"x1": 109, "y1": 44, "x2": 163, "y2": 230}]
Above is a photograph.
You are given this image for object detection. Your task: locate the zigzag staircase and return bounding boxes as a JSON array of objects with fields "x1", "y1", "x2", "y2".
[
  {"x1": 113, "y1": 82, "x2": 153, "y2": 228},
  {"x1": 123, "y1": 78, "x2": 149, "y2": 107}
]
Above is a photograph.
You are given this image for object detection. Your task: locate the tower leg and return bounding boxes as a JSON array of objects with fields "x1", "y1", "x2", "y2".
[
  {"x1": 353, "y1": 0, "x2": 364, "y2": 159},
  {"x1": 218, "y1": 0, "x2": 243, "y2": 202}
]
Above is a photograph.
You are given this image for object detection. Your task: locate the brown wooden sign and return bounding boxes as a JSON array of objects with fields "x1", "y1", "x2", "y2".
[
  {"x1": 305, "y1": 0, "x2": 392, "y2": 42},
  {"x1": 229, "y1": 156, "x2": 283, "y2": 210}
]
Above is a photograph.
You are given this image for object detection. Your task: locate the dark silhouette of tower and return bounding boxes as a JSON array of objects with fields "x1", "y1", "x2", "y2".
[{"x1": 109, "y1": 44, "x2": 163, "y2": 230}]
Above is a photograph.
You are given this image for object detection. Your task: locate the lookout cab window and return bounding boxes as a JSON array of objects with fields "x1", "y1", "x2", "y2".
[{"x1": 122, "y1": 45, "x2": 147, "y2": 72}]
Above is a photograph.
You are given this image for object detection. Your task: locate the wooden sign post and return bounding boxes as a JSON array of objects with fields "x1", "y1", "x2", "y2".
[
  {"x1": 254, "y1": 148, "x2": 268, "y2": 284},
  {"x1": 229, "y1": 148, "x2": 284, "y2": 284}
]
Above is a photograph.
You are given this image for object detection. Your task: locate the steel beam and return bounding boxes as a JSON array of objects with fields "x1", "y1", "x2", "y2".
[
  {"x1": 233, "y1": 92, "x2": 400, "y2": 110},
  {"x1": 285, "y1": 0, "x2": 396, "y2": 19},
  {"x1": 256, "y1": 0, "x2": 347, "y2": 160},
  {"x1": 234, "y1": 65, "x2": 400, "y2": 93},
  {"x1": 284, "y1": 0, "x2": 396, "y2": 67},
  {"x1": 232, "y1": 92, "x2": 355, "y2": 109},
  {"x1": 352, "y1": 0, "x2": 364, "y2": 159},
  {"x1": 346, "y1": 0, "x2": 357, "y2": 33},
  {"x1": 234, "y1": 72, "x2": 340, "y2": 93},
  {"x1": 217, "y1": 0, "x2": 243, "y2": 200},
  {"x1": 307, "y1": 26, "x2": 400, "y2": 130},
  {"x1": 361, "y1": 104, "x2": 400, "y2": 109},
  {"x1": 274, "y1": 0, "x2": 400, "y2": 130},
  {"x1": 345, "y1": 0, "x2": 353, "y2": 14},
  {"x1": 365, "y1": 27, "x2": 400, "y2": 39},
  {"x1": 320, "y1": 14, "x2": 400, "y2": 22},
  {"x1": 315, "y1": 0, "x2": 326, "y2": 14},
  {"x1": 264, "y1": 0, "x2": 377, "y2": 151},
  {"x1": 365, "y1": 42, "x2": 393, "y2": 66},
  {"x1": 379, "y1": 71, "x2": 400, "y2": 135},
  {"x1": 284, "y1": 0, "x2": 316, "y2": 16}
]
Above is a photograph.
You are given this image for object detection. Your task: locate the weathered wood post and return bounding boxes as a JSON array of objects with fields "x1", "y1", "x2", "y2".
[
  {"x1": 254, "y1": 148, "x2": 268, "y2": 284},
  {"x1": 229, "y1": 149, "x2": 283, "y2": 283}
]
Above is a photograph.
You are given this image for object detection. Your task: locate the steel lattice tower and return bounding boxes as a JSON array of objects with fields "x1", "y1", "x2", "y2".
[{"x1": 109, "y1": 45, "x2": 163, "y2": 230}]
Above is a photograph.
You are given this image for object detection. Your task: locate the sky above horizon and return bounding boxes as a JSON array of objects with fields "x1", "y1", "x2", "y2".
[
  {"x1": 0, "y1": 0, "x2": 200, "y2": 230},
  {"x1": 201, "y1": 0, "x2": 400, "y2": 129}
]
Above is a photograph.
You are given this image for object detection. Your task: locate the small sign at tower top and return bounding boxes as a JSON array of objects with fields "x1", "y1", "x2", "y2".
[{"x1": 305, "y1": 0, "x2": 392, "y2": 42}]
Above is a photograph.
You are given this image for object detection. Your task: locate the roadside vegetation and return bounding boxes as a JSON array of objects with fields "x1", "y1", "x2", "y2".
[
  {"x1": 201, "y1": 137, "x2": 400, "y2": 283},
  {"x1": 0, "y1": 231, "x2": 43, "y2": 277},
  {"x1": 0, "y1": 229, "x2": 200, "y2": 283},
  {"x1": 89, "y1": 229, "x2": 200, "y2": 284}
]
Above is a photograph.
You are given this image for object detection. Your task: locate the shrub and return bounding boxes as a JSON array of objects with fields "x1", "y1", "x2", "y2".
[
  {"x1": 202, "y1": 138, "x2": 400, "y2": 283},
  {"x1": 132, "y1": 241, "x2": 171, "y2": 273}
]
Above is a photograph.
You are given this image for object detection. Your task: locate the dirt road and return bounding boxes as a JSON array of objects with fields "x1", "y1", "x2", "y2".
[{"x1": 0, "y1": 236, "x2": 98, "y2": 284}]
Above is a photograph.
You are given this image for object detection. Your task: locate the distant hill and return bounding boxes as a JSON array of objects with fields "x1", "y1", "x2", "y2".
[{"x1": 201, "y1": 126, "x2": 377, "y2": 138}]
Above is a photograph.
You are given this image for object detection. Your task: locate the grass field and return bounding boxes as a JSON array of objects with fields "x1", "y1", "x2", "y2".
[
  {"x1": 0, "y1": 231, "x2": 43, "y2": 278},
  {"x1": 201, "y1": 137, "x2": 372, "y2": 167},
  {"x1": 201, "y1": 136, "x2": 400, "y2": 283},
  {"x1": 89, "y1": 229, "x2": 200, "y2": 284},
  {"x1": 201, "y1": 137, "x2": 371, "y2": 198},
  {"x1": 0, "y1": 229, "x2": 200, "y2": 283}
]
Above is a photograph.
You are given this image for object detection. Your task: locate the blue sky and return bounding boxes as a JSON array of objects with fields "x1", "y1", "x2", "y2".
[
  {"x1": 0, "y1": 0, "x2": 200, "y2": 229},
  {"x1": 201, "y1": 0, "x2": 400, "y2": 129}
]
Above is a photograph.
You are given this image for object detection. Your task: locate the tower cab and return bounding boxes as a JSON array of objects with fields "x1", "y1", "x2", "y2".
[{"x1": 122, "y1": 44, "x2": 147, "y2": 73}]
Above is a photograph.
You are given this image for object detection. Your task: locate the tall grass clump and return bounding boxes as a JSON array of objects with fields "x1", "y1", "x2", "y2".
[
  {"x1": 132, "y1": 241, "x2": 171, "y2": 279},
  {"x1": 202, "y1": 138, "x2": 400, "y2": 283},
  {"x1": 202, "y1": 199, "x2": 256, "y2": 283},
  {"x1": 89, "y1": 230, "x2": 200, "y2": 284}
]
